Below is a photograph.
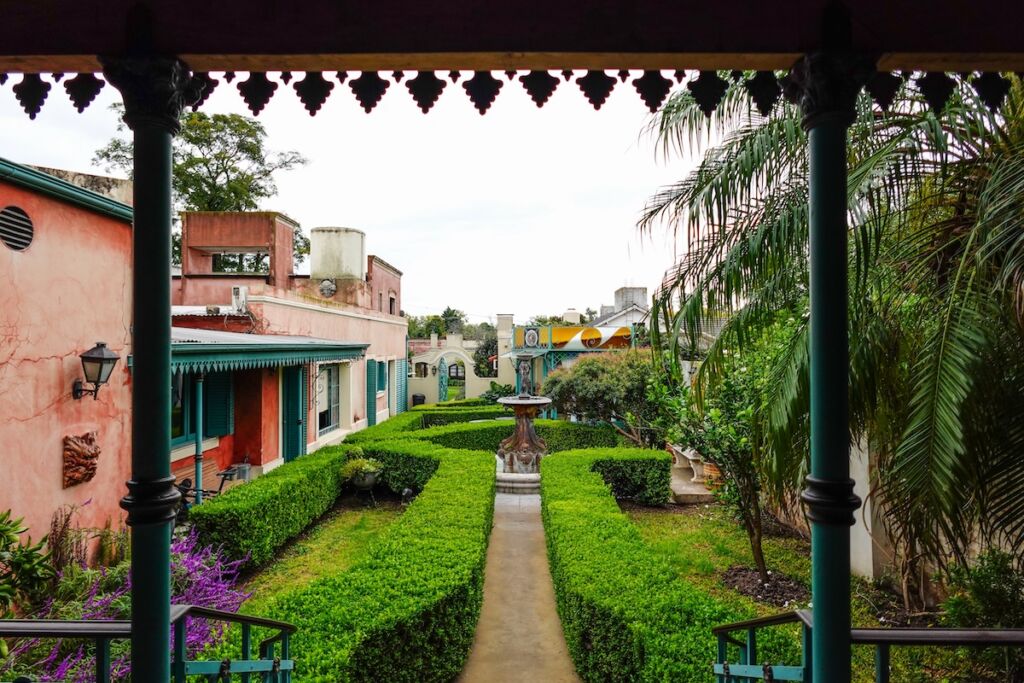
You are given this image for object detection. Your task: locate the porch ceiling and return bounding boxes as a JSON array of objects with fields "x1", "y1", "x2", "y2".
[{"x1": 1, "y1": 1, "x2": 1023, "y2": 73}]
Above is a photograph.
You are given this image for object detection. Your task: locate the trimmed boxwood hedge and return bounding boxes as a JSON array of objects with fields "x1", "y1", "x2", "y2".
[
  {"x1": 189, "y1": 445, "x2": 357, "y2": 568},
  {"x1": 412, "y1": 397, "x2": 492, "y2": 409},
  {"x1": 417, "y1": 405, "x2": 510, "y2": 427},
  {"x1": 411, "y1": 419, "x2": 621, "y2": 453},
  {"x1": 541, "y1": 448, "x2": 798, "y2": 681},
  {"x1": 263, "y1": 439, "x2": 495, "y2": 682}
]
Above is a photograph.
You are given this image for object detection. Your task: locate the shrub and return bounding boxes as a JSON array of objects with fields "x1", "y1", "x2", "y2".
[
  {"x1": 583, "y1": 448, "x2": 672, "y2": 506},
  {"x1": 420, "y1": 397, "x2": 491, "y2": 408},
  {"x1": 943, "y1": 550, "x2": 1024, "y2": 679},
  {"x1": 541, "y1": 448, "x2": 798, "y2": 681},
  {"x1": 417, "y1": 405, "x2": 510, "y2": 427},
  {"x1": 0, "y1": 509, "x2": 53, "y2": 617},
  {"x1": 190, "y1": 446, "x2": 358, "y2": 568},
  {"x1": 407, "y1": 419, "x2": 621, "y2": 453},
  {"x1": 344, "y1": 412, "x2": 423, "y2": 443},
  {"x1": 1, "y1": 530, "x2": 247, "y2": 683},
  {"x1": 340, "y1": 457, "x2": 382, "y2": 481},
  {"x1": 261, "y1": 440, "x2": 495, "y2": 682}
]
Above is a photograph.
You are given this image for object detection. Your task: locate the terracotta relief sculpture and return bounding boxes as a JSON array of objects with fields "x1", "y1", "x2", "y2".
[{"x1": 63, "y1": 432, "x2": 100, "y2": 488}]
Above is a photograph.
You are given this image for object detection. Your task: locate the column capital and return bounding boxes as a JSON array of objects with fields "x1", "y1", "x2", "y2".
[
  {"x1": 785, "y1": 52, "x2": 874, "y2": 130},
  {"x1": 100, "y1": 57, "x2": 203, "y2": 134}
]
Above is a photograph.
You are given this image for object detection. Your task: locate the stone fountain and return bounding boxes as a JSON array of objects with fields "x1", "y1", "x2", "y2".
[
  {"x1": 496, "y1": 395, "x2": 552, "y2": 474},
  {"x1": 495, "y1": 361, "x2": 551, "y2": 493}
]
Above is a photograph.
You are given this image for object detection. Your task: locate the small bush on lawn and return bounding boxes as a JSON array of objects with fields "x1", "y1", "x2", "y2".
[
  {"x1": 190, "y1": 446, "x2": 358, "y2": 568},
  {"x1": 263, "y1": 440, "x2": 495, "y2": 682},
  {"x1": 542, "y1": 448, "x2": 798, "y2": 682}
]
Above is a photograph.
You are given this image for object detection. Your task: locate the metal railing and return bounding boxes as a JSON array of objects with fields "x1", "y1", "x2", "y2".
[
  {"x1": 0, "y1": 604, "x2": 295, "y2": 683},
  {"x1": 713, "y1": 609, "x2": 1024, "y2": 682}
]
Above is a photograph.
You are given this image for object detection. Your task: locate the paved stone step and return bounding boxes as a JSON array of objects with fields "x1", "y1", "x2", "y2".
[
  {"x1": 496, "y1": 472, "x2": 541, "y2": 495},
  {"x1": 671, "y1": 464, "x2": 715, "y2": 505}
]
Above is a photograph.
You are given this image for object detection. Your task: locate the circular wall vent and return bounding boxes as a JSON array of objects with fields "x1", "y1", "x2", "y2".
[{"x1": 0, "y1": 206, "x2": 33, "y2": 251}]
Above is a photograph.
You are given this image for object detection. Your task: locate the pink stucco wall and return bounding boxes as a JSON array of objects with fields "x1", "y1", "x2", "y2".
[
  {"x1": 0, "y1": 182, "x2": 133, "y2": 540},
  {"x1": 175, "y1": 212, "x2": 407, "y2": 429}
]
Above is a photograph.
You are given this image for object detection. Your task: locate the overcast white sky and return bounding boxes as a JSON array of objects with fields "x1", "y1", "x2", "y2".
[{"x1": 1, "y1": 71, "x2": 694, "y2": 323}]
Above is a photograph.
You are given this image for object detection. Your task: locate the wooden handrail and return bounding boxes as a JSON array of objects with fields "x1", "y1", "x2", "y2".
[{"x1": 851, "y1": 627, "x2": 1024, "y2": 646}]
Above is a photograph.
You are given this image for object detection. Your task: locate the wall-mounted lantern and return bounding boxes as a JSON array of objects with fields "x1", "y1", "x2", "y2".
[
  {"x1": 431, "y1": 365, "x2": 438, "y2": 376},
  {"x1": 72, "y1": 342, "x2": 120, "y2": 400}
]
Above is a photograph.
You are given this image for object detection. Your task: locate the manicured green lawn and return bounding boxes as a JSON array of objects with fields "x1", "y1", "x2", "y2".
[
  {"x1": 626, "y1": 504, "x2": 950, "y2": 682},
  {"x1": 240, "y1": 501, "x2": 401, "y2": 614}
]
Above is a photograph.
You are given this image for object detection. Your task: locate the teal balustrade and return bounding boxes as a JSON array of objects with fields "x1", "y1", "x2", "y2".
[{"x1": 0, "y1": 604, "x2": 295, "y2": 683}]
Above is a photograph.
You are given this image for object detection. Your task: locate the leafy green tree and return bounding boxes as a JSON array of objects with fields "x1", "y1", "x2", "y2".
[
  {"x1": 643, "y1": 74, "x2": 1024, "y2": 605},
  {"x1": 542, "y1": 351, "x2": 661, "y2": 447},
  {"x1": 527, "y1": 315, "x2": 566, "y2": 326},
  {"x1": 440, "y1": 307, "x2": 466, "y2": 334},
  {"x1": 473, "y1": 330, "x2": 498, "y2": 377},
  {"x1": 94, "y1": 107, "x2": 307, "y2": 269}
]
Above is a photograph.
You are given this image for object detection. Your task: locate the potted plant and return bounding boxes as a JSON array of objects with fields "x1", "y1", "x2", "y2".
[{"x1": 342, "y1": 457, "x2": 382, "y2": 491}]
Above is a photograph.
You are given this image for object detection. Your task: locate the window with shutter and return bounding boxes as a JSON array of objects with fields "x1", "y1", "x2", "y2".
[
  {"x1": 203, "y1": 371, "x2": 234, "y2": 437},
  {"x1": 365, "y1": 359, "x2": 377, "y2": 427}
]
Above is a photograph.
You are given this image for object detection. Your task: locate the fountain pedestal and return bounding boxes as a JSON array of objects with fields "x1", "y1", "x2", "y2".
[{"x1": 494, "y1": 395, "x2": 551, "y2": 494}]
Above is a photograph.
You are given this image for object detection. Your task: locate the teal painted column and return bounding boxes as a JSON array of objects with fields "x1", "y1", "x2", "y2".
[
  {"x1": 102, "y1": 57, "x2": 201, "y2": 683},
  {"x1": 193, "y1": 373, "x2": 205, "y2": 504},
  {"x1": 788, "y1": 50, "x2": 869, "y2": 683}
]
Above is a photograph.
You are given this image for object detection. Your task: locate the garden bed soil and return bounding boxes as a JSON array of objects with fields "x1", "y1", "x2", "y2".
[{"x1": 722, "y1": 565, "x2": 810, "y2": 608}]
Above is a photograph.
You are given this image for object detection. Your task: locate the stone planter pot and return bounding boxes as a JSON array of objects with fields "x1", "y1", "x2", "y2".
[
  {"x1": 702, "y1": 461, "x2": 722, "y2": 487},
  {"x1": 353, "y1": 471, "x2": 378, "y2": 491}
]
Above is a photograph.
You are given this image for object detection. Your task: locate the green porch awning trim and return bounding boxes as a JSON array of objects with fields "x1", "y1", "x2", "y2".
[
  {"x1": 0, "y1": 157, "x2": 134, "y2": 223},
  {"x1": 169, "y1": 343, "x2": 367, "y2": 374}
]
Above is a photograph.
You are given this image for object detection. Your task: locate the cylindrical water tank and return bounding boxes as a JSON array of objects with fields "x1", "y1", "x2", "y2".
[{"x1": 310, "y1": 227, "x2": 366, "y2": 280}]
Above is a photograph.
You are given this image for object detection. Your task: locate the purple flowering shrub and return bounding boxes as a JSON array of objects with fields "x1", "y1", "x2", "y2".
[{"x1": 0, "y1": 530, "x2": 249, "y2": 682}]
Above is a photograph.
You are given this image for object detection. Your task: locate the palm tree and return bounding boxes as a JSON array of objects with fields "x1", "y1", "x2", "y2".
[{"x1": 643, "y1": 73, "x2": 1024, "y2": 607}]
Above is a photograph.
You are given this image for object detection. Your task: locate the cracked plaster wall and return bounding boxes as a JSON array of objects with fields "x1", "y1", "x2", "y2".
[{"x1": 0, "y1": 182, "x2": 133, "y2": 539}]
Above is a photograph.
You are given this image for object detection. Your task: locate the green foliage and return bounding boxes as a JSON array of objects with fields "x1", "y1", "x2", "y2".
[
  {"x1": 480, "y1": 381, "x2": 516, "y2": 402},
  {"x1": 473, "y1": 330, "x2": 499, "y2": 377},
  {"x1": 589, "y1": 450, "x2": 672, "y2": 506},
  {"x1": 93, "y1": 107, "x2": 307, "y2": 268},
  {"x1": 189, "y1": 446, "x2": 357, "y2": 568},
  {"x1": 340, "y1": 458, "x2": 382, "y2": 481},
  {"x1": 0, "y1": 510, "x2": 53, "y2": 616},
  {"x1": 541, "y1": 449, "x2": 798, "y2": 681},
  {"x1": 409, "y1": 419, "x2": 621, "y2": 453},
  {"x1": 428, "y1": 397, "x2": 492, "y2": 408},
  {"x1": 643, "y1": 73, "x2": 1024, "y2": 602},
  {"x1": 418, "y1": 406, "x2": 509, "y2": 427},
  {"x1": 943, "y1": 551, "x2": 1024, "y2": 680},
  {"x1": 542, "y1": 350, "x2": 662, "y2": 447},
  {"x1": 262, "y1": 440, "x2": 495, "y2": 682},
  {"x1": 344, "y1": 412, "x2": 424, "y2": 443}
]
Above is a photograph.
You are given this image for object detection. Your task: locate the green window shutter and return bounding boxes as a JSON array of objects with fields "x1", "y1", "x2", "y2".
[
  {"x1": 366, "y1": 359, "x2": 377, "y2": 427},
  {"x1": 396, "y1": 359, "x2": 407, "y2": 413},
  {"x1": 203, "y1": 371, "x2": 234, "y2": 437},
  {"x1": 298, "y1": 365, "x2": 308, "y2": 455}
]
